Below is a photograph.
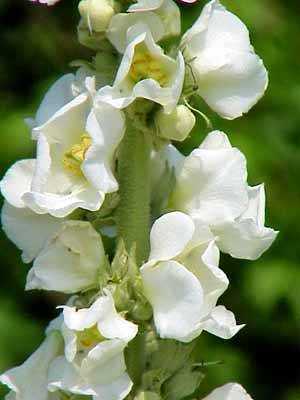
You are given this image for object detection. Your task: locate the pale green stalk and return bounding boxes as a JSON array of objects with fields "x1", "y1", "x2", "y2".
[{"x1": 116, "y1": 115, "x2": 151, "y2": 266}]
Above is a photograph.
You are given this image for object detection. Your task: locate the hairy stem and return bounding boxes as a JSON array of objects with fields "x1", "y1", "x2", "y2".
[{"x1": 116, "y1": 115, "x2": 151, "y2": 266}]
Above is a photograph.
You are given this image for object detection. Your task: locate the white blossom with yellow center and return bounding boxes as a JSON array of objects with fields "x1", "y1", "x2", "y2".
[
  {"x1": 98, "y1": 24, "x2": 185, "y2": 113},
  {"x1": 48, "y1": 291, "x2": 138, "y2": 400},
  {"x1": 0, "y1": 76, "x2": 126, "y2": 218},
  {"x1": 107, "y1": 0, "x2": 180, "y2": 53}
]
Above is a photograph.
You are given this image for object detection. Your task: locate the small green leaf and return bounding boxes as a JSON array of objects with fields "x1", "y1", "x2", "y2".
[
  {"x1": 125, "y1": 332, "x2": 147, "y2": 388},
  {"x1": 149, "y1": 339, "x2": 196, "y2": 376},
  {"x1": 162, "y1": 365, "x2": 204, "y2": 400}
]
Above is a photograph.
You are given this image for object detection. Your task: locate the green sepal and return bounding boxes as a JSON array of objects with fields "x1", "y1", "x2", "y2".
[
  {"x1": 151, "y1": 162, "x2": 176, "y2": 221},
  {"x1": 125, "y1": 332, "x2": 147, "y2": 390},
  {"x1": 148, "y1": 339, "x2": 196, "y2": 376},
  {"x1": 161, "y1": 364, "x2": 205, "y2": 400}
]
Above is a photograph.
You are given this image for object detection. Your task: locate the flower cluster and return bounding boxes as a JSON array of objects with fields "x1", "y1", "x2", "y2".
[{"x1": 0, "y1": 1, "x2": 277, "y2": 399}]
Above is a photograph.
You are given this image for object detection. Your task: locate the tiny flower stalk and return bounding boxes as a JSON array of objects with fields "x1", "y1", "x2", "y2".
[{"x1": 116, "y1": 108, "x2": 151, "y2": 266}]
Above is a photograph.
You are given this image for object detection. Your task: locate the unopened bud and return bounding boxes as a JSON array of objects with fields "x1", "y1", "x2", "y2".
[
  {"x1": 78, "y1": 0, "x2": 115, "y2": 33},
  {"x1": 155, "y1": 105, "x2": 196, "y2": 142}
]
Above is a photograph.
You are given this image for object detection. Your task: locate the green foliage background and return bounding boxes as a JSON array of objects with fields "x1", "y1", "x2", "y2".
[{"x1": 0, "y1": 0, "x2": 299, "y2": 399}]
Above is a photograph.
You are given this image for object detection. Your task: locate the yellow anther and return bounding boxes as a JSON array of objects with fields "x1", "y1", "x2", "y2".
[
  {"x1": 62, "y1": 133, "x2": 91, "y2": 176},
  {"x1": 78, "y1": 324, "x2": 103, "y2": 348},
  {"x1": 129, "y1": 45, "x2": 169, "y2": 88}
]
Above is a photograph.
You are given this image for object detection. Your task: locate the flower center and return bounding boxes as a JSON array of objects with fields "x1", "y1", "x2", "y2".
[
  {"x1": 129, "y1": 44, "x2": 169, "y2": 87},
  {"x1": 62, "y1": 133, "x2": 91, "y2": 176},
  {"x1": 78, "y1": 324, "x2": 104, "y2": 348}
]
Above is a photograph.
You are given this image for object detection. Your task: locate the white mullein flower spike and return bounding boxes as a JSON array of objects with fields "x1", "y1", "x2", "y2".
[
  {"x1": 1, "y1": 201, "x2": 65, "y2": 264},
  {"x1": 141, "y1": 211, "x2": 243, "y2": 342},
  {"x1": 203, "y1": 383, "x2": 253, "y2": 400},
  {"x1": 168, "y1": 130, "x2": 277, "y2": 260},
  {"x1": 216, "y1": 185, "x2": 278, "y2": 260},
  {"x1": 26, "y1": 220, "x2": 106, "y2": 293},
  {"x1": 181, "y1": 0, "x2": 268, "y2": 120},
  {"x1": 0, "y1": 332, "x2": 63, "y2": 400},
  {"x1": 98, "y1": 24, "x2": 185, "y2": 113},
  {"x1": 169, "y1": 130, "x2": 249, "y2": 227},
  {"x1": 108, "y1": 0, "x2": 180, "y2": 54},
  {"x1": 48, "y1": 291, "x2": 137, "y2": 400},
  {"x1": 2, "y1": 79, "x2": 126, "y2": 218}
]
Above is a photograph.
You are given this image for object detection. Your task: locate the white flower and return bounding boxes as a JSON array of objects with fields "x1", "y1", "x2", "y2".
[
  {"x1": 155, "y1": 104, "x2": 196, "y2": 141},
  {"x1": 26, "y1": 220, "x2": 107, "y2": 293},
  {"x1": 203, "y1": 383, "x2": 253, "y2": 400},
  {"x1": 1, "y1": 79, "x2": 125, "y2": 217},
  {"x1": 0, "y1": 332, "x2": 63, "y2": 400},
  {"x1": 107, "y1": 0, "x2": 180, "y2": 53},
  {"x1": 168, "y1": 130, "x2": 277, "y2": 260},
  {"x1": 181, "y1": 0, "x2": 268, "y2": 119},
  {"x1": 141, "y1": 211, "x2": 244, "y2": 342},
  {"x1": 48, "y1": 290, "x2": 138, "y2": 400},
  {"x1": 98, "y1": 24, "x2": 185, "y2": 113}
]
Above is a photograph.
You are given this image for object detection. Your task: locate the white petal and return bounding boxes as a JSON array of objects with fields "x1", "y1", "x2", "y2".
[
  {"x1": 149, "y1": 212, "x2": 195, "y2": 261},
  {"x1": 96, "y1": 290, "x2": 138, "y2": 343},
  {"x1": 63, "y1": 292, "x2": 137, "y2": 342},
  {"x1": 202, "y1": 306, "x2": 245, "y2": 339},
  {"x1": 182, "y1": 240, "x2": 229, "y2": 318},
  {"x1": 1, "y1": 201, "x2": 64, "y2": 263},
  {"x1": 129, "y1": 0, "x2": 180, "y2": 38},
  {"x1": 33, "y1": 74, "x2": 76, "y2": 127},
  {"x1": 170, "y1": 131, "x2": 248, "y2": 226},
  {"x1": 182, "y1": 0, "x2": 268, "y2": 119},
  {"x1": 141, "y1": 260, "x2": 204, "y2": 342},
  {"x1": 0, "y1": 332, "x2": 63, "y2": 400},
  {"x1": 203, "y1": 382, "x2": 253, "y2": 400},
  {"x1": 192, "y1": 50, "x2": 268, "y2": 120},
  {"x1": 48, "y1": 356, "x2": 96, "y2": 396},
  {"x1": 23, "y1": 187, "x2": 104, "y2": 218},
  {"x1": 128, "y1": 0, "x2": 164, "y2": 12},
  {"x1": 0, "y1": 159, "x2": 35, "y2": 208},
  {"x1": 107, "y1": 13, "x2": 165, "y2": 53},
  {"x1": 26, "y1": 221, "x2": 105, "y2": 293},
  {"x1": 81, "y1": 340, "x2": 133, "y2": 400},
  {"x1": 83, "y1": 101, "x2": 125, "y2": 193},
  {"x1": 217, "y1": 185, "x2": 278, "y2": 260}
]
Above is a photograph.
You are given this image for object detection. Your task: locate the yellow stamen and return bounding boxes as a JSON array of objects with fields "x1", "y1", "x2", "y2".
[
  {"x1": 129, "y1": 45, "x2": 169, "y2": 87},
  {"x1": 78, "y1": 324, "x2": 103, "y2": 348},
  {"x1": 62, "y1": 133, "x2": 91, "y2": 176}
]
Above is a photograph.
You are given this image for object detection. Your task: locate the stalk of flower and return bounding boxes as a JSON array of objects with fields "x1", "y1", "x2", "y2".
[{"x1": 0, "y1": 1, "x2": 278, "y2": 399}]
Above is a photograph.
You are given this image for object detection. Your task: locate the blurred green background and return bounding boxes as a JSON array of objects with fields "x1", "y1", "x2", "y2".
[{"x1": 0, "y1": 0, "x2": 299, "y2": 399}]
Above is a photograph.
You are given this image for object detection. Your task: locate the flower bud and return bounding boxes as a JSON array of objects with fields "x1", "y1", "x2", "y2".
[
  {"x1": 78, "y1": 0, "x2": 115, "y2": 33},
  {"x1": 155, "y1": 105, "x2": 196, "y2": 142}
]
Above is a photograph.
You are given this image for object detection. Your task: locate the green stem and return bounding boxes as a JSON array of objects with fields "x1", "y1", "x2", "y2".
[{"x1": 116, "y1": 116, "x2": 151, "y2": 266}]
